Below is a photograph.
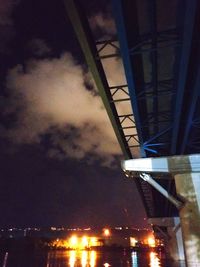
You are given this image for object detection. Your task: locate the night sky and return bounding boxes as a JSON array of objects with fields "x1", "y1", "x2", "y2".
[{"x1": 0, "y1": 0, "x2": 147, "y2": 228}]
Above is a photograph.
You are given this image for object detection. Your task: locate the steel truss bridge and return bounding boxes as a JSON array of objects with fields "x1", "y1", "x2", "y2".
[{"x1": 65, "y1": 0, "x2": 200, "y2": 227}]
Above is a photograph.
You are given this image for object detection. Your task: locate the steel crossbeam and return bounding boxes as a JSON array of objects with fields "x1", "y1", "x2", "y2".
[
  {"x1": 129, "y1": 33, "x2": 180, "y2": 53},
  {"x1": 96, "y1": 39, "x2": 120, "y2": 59}
]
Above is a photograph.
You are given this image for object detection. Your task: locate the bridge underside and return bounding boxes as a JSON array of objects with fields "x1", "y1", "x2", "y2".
[
  {"x1": 113, "y1": 0, "x2": 200, "y2": 157},
  {"x1": 65, "y1": 0, "x2": 200, "y2": 224}
]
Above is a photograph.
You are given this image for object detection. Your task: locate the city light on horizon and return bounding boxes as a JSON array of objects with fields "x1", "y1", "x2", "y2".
[{"x1": 63, "y1": 235, "x2": 100, "y2": 250}]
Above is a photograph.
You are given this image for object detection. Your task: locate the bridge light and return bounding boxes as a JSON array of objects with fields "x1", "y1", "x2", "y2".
[
  {"x1": 103, "y1": 228, "x2": 111, "y2": 236},
  {"x1": 82, "y1": 236, "x2": 88, "y2": 247},
  {"x1": 148, "y1": 236, "x2": 156, "y2": 247},
  {"x1": 70, "y1": 235, "x2": 78, "y2": 248}
]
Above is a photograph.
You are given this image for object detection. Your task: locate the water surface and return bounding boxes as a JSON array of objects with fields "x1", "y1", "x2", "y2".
[{"x1": 1, "y1": 250, "x2": 186, "y2": 267}]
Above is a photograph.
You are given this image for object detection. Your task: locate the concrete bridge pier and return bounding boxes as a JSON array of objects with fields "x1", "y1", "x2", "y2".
[
  {"x1": 174, "y1": 172, "x2": 200, "y2": 267},
  {"x1": 122, "y1": 154, "x2": 200, "y2": 267},
  {"x1": 148, "y1": 217, "x2": 185, "y2": 262}
]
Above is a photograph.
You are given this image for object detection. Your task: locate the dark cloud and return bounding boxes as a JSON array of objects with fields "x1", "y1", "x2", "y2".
[
  {"x1": 0, "y1": 140, "x2": 146, "y2": 227},
  {"x1": 27, "y1": 38, "x2": 52, "y2": 57},
  {"x1": 0, "y1": 0, "x2": 20, "y2": 53}
]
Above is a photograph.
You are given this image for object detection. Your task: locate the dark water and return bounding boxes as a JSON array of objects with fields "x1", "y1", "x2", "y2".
[{"x1": 0, "y1": 250, "x2": 186, "y2": 267}]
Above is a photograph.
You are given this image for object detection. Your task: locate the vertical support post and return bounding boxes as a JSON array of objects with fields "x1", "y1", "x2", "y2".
[
  {"x1": 174, "y1": 172, "x2": 200, "y2": 267},
  {"x1": 148, "y1": 217, "x2": 185, "y2": 262},
  {"x1": 167, "y1": 217, "x2": 185, "y2": 262}
]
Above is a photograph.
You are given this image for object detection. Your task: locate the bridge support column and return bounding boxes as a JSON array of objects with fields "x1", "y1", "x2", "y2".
[
  {"x1": 122, "y1": 154, "x2": 200, "y2": 267},
  {"x1": 167, "y1": 217, "x2": 185, "y2": 263},
  {"x1": 174, "y1": 172, "x2": 200, "y2": 267},
  {"x1": 148, "y1": 217, "x2": 185, "y2": 262}
]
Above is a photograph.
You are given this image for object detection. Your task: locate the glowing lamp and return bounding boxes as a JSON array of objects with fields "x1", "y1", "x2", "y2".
[
  {"x1": 82, "y1": 236, "x2": 88, "y2": 247},
  {"x1": 103, "y1": 228, "x2": 110, "y2": 237},
  {"x1": 130, "y1": 237, "x2": 137, "y2": 247},
  {"x1": 70, "y1": 235, "x2": 78, "y2": 247},
  {"x1": 90, "y1": 237, "x2": 97, "y2": 246},
  {"x1": 148, "y1": 237, "x2": 156, "y2": 247}
]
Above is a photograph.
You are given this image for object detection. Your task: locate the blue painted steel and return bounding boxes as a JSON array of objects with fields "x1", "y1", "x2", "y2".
[
  {"x1": 142, "y1": 126, "x2": 172, "y2": 154},
  {"x1": 112, "y1": 0, "x2": 145, "y2": 157},
  {"x1": 143, "y1": 127, "x2": 172, "y2": 145},
  {"x1": 171, "y1": 0, "x2": 197, "y2": 154},
  {"x1": 149, "y1": 0, "x2": 158, "y2": 143},
  {"x1": 144, "y1": 143, "x2": 166, "y2": 147},
  {"x1": 181, "y1": 63, "x2": 200, "y2": 153},
  {"x1": 143, "y1": 143, "x2": 167, "y2": 155},
  {"x1": 143, "y1": 147, "x2": 158, "y2": 154}
]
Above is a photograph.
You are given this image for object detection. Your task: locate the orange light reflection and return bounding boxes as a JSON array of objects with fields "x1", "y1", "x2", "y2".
[
  {"x1": 69, "y1": 251, "x2": 76, "y2": 267},
  {"x1": 90, "y1": 251, "x2": 97, "y2": 267},
  {"x1": 149, "y1": 252, "x2": 161, "y2": 267},
  {"x1": 81, "y1": 251, "x2": 88, "y2": 267},
  {"x1": 69, "y1": 250, "x2": 97, "y2": 267}
]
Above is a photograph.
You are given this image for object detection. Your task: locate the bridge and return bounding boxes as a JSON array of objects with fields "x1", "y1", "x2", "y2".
[{"x1": 64, "y1": 0, "x2": 200, "y2": 266}]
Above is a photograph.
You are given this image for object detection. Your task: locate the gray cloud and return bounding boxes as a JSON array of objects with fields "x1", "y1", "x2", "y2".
[
  {"x1": 0, "y1": 0, "x2": 19, "y2": 26},
  {"x1": 27, "y1": 38, "x2": 52, "y2": 57},
  {"x1": 89, "y1": 13, "x2": 116, "y2": 36}
]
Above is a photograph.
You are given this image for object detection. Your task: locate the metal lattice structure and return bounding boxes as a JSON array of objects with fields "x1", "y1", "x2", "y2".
[{"x1": 64, "y1": 0, "x2": 200, "y2": 219}]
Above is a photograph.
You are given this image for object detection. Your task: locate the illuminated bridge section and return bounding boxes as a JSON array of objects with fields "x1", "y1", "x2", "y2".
[
  {"x1": 64, "y1": 0, "x2": 200, "y2": 219},
  {"x1": 64, "y1": 0, "x2": 141, "y2": 160},
  {"x1": 110, "y1": 0, "x2": 200, "y2": 220}
]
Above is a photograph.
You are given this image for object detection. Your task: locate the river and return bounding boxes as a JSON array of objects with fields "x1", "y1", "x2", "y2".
[{"x1": 1, "y1": 250, "x2": 186, "y2": 267}]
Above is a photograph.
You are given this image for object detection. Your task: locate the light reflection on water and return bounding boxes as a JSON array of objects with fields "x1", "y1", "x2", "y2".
[
  {"x1": 131, "y1": 251, "x2": 138, "y2": 267},
  {"x1": 149, "y1": 251, "x2": 161, "y2": 267},
  {"x1": 69, "y1": 250, "x2": 76, "y2": 267},
  {"x1": 1, "y1": 250, "x2": 169, "y2": 267},
  {"x1": 68, "y1": 250, "x2": 97, "y2": 267},
  {"x1": 46, "y1": 250, "x2": 162, "y2": 267}
]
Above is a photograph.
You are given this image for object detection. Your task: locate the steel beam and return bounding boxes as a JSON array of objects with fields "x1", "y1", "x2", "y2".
[
  {"x1": 112, "y1": 0, "x2": 145, "y2": 157},
  {"x1": 171, "y1": 0, "x2": 197, "y2": 154},
  {"x1": 139, "y1": 173, "x2": 183, "y2": 209},
  {"x1": 64, "y1": 0, "x2": 132, "y2": 159},
  {"x1": 181, "y1": 56, "x2": 200, "y2": 153}
]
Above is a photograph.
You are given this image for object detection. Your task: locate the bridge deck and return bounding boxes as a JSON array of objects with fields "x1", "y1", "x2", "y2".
[{"x1": 65, "y1": 0, "x2": 200, "y2": 219}]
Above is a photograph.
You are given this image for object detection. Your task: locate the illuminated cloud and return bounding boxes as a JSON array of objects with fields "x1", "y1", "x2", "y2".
[
  {"x1": 3, "y1": 12, "x2": 139, "y2": 165},
  {"x1": 4, "y1": 52, "x2": 121, "y2": 165}
]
